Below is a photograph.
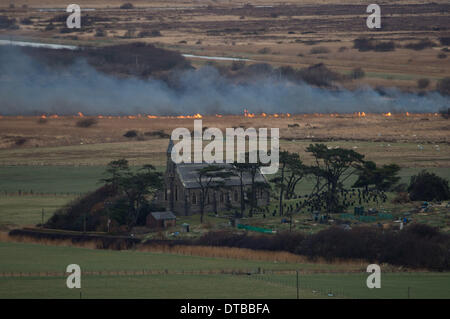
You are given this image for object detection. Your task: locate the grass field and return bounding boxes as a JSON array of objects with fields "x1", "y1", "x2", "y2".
[
  {"x1": 0, "y1": 195, "x2": 76, "y2": 228},
  {"x1": 0, "y1": 242, "x2": 448, "y2": 299},
  {"x1": 0, "y1": 242, "x2": 357, "y2": 273}
]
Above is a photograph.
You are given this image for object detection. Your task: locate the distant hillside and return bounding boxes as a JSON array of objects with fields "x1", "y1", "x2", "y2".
[{"x1": 17, "y1": 42, "x2": 191, "y2": 78}]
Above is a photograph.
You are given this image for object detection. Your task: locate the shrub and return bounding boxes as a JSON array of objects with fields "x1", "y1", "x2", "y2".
[
  {"x1": 437, "y1": 53, "x2": 447, "y2": 59},
  {"x1": 408, "y1": 170, "x2": 450, "y2": 201},
  {"x1": 137, "y1": 30, "x2": 151, "y2": 38},
  {"x1": 198, "y1": 225, "x2": 450, "y2": 270},
  {"x1": 350, "y1": 67, "x2": 365, "y2": 79},
  {"x1": 278, "y1": 65, "x2": 296, "y2": 79},
  {"x1": 373, "y1": 41, "x2": 395, "y2": 52},
  {"x1": 123, "y1": 130, "x2": 138, "y2": 138},
  {"x1": 417, "y1": 78, "x2": 430, "y2": 89},
  {"x1": 120, "y1": 3, "x2": 134, "y2": 9},
  {"x1": 296, "y1": 63, "x2": 342, "y2": 87},
  {"x1": 309, "y1": 46, "x2": 330, "y2": 54},
  {"x1": 404, "y1": 39, "x2": 436, "y2": 51},
  {"x1": 437, "y1": 77, "x2": 450, "y2": 96},
  {"x1": 196, "y1": 231, "x2": 305, "y2": 253},
  {"x1": 0, "y1": 16, "x2": 17, "y2": 29},
  {"x1": 353, "y1": 37, "x2": 395, "y2": 52},
  {"x1": 439, "y1": 37, "x2": 450, "y2": 46},
  {"x1": 15, "y1": 137, "x2": 27, "y2": 146},
  {"x1": 258, "y1": 47, "x2": 270, "y2": 54},
  {"x1": 44, "y1": 22, "x2": 55, "y2": 31},
  {"x1": 45, "y1": 185, "x2": 118, "y2": 231},
  {"x1": 353, "y1": 37, "x2": 373, "y2": 51},
  {"x1": 150, "y1": 30, "x2": 162, "y2": 37},
  {"x1": 230, "y1": 60, "x2": 246, "y2": 71},
  {"x1": 299, "y1": 226, "x2": 450, "y2": 270},
  {"x1": 95, "y1": 28, "x2": 106, "y2": 37},
  {"x1": 20, "y1": 17, "x2": 33, "y2": 25},
  {"x1": 76, "y1": 117, "x2": 98, "y2": 128}
]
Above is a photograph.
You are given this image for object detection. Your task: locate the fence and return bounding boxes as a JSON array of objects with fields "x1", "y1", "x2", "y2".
[{"x1": 1, "y1": 269, "x2": 443, "y2": 299}]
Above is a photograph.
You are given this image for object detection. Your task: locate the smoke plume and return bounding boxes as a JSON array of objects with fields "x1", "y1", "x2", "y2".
[{"x1": 0, "y1": 46, "x2": 448, "y2": 115}]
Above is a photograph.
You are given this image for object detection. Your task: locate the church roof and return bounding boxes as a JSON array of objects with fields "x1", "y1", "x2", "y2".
[{"x1": 175, "y1": 163, "x2": 268, "y2": 189}]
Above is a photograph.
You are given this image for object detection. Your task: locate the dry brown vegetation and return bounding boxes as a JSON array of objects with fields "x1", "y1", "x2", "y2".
[{"x1": 0, "y1": 114, "x2": 448, "y2": 167}]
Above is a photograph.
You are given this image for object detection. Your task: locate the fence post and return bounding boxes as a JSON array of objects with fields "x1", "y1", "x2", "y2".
[{"x1": 296, "y1": 270, "x2": 299, "y2": 299}]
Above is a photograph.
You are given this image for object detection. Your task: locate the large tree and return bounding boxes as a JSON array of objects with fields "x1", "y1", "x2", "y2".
[
  {"x1": 408, "y1": 170, "x2": 450, "y2": 201},
  {"x1": 101, "y1": 159, "x2": 130, "y2": 191},
  {"x1": 353, "y1": 161, "x2": 401, "y2": 192},
  {"x1": 103, "y1": 161, "x2": 162, "y2": 228},
  {"x1": 306, "y1": 144, "x2": 364, "y2": 215},
  {"x1": 270, "y1": 151, "x2": 306, "y2": 216}
]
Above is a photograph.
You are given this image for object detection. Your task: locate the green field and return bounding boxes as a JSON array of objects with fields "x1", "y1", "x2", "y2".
[
  {"x1": 0, "y1": 242, "x2": 448, "y2": 299},
  {"x1": 1, "y1": 165, "x2": 448, "y2": 195},
  {"x1": 0, "y1": 242, "x2": 355, "y2": 273},
  {"x1": 0, "y1": 195, "x2": 76, "y2": 228},
  {"x1": 0, "y1": 165, "x2": 163, "y2": 194}
]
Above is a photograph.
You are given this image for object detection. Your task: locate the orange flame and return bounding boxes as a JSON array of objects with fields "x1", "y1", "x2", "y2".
[
  {"x1": 243, "y1": 109, "x2": 255, "y2": 118},
  {"x1": 384, "y1": 112, "x2": 392, "y2": 117}
]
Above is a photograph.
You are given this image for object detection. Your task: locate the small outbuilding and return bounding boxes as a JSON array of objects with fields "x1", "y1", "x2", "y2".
[{"x1": 146, "y1": 211, "x2": 176, "y2": 229}]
